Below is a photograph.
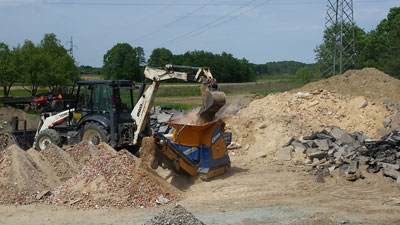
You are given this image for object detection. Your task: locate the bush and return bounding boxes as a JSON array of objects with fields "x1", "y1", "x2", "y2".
[{"x1": 295, "y1": 67, "x2": 313, "y2": 84}]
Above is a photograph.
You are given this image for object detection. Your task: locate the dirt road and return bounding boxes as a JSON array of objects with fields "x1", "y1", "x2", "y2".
[{"x1": 1, "y1": 158, "x2": 399, "y2": 225}]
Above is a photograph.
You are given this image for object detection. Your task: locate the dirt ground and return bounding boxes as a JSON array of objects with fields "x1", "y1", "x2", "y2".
[
  {"x1": 1, "y1": 159, "x2": 399, "y2": 225},
  {"x1": 1, "y1": 68, "x2": 400, "y2": 224}
]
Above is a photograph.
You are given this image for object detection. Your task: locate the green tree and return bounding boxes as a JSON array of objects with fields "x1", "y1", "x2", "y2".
[
  {"x1": 359, "y1": 7, "x2": 400, "y2": 78},
  {"x1": 296, "y1": 66, "x2": 313, "y2": 84},
  {"x1": 148, "y1": 48, "x2": 173, "y2": 67},
  {"x1": 133, "y1": 46, "x2": 146, "y2": 66},
  {"x1": 103, "y1": 43, "x2": 141, "y2": 81},
  {"x1": 20, "y1": 40, "x2": 47, "y2": 96},
  {"x1": 315, "y1": 23, "x2": 366, "y2": 76},
  {"x1": 39, "y1": 33, "x2": 79, "y2": 91},
  {"x1": 0, "y1": 43, "x2": 19, "y2": 97}
]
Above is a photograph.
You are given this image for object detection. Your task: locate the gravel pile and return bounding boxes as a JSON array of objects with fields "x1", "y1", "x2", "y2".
[
  {"x1": 48, "y1": 149, "x2": 177, "y2": 209},
  {"x1": 278, "y1": 127, "x2": 400, "y2": 183},
  {"x1": 0, "y1": 142, "x2": 179, "y2": 208},
  {"x1": 144, "y1": 205, "x2": 206, "y2": 225}
]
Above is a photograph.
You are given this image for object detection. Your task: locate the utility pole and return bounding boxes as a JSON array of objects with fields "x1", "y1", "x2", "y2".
[
  {"x1": 66, "y1": 36, "x2": 78, "y2": 58},
  {"x1": 323, "y1": 0, "x2": 355, "y2": 77}
]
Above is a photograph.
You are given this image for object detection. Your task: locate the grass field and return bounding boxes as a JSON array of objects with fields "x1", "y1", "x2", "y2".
[{"x1": 1, "y1": 76, "x2": 302, "y2": 110}]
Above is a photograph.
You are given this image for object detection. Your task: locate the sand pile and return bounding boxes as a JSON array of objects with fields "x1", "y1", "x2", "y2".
[
  {"x1": 0, "y1": 145, "x2": 57, "y2": 204},
  {"x1": 298, "y1": 68, "x2": 400, "y2": 103},
  {"x1": 0, "y1": 142, "x2": 178, "y2": 208},
  {"x1": 226, "y1": 90, "x2": 393, "y2": 161}
]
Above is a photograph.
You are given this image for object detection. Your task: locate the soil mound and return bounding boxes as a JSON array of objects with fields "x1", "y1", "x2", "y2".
[
  {"x1": 298, "y1": 68, "x2": 400, "y2": 103},
  {"x1": 0, "y1": 145, "x2": 53, "y2": 204},
  {"x1": 226, "y1": 90, "x2": 393, "y2": 161},
  {"x1": 49, "y1": 149, "x2": 178, "y2": 209}
]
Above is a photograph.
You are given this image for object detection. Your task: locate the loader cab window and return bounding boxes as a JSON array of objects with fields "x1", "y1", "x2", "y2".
[
  {"x1": 118, "y1": 87, "x2": 134, "y2": 112},
  {"x1": 76, "y1": 84, "x2": 113, "y2": 113}
]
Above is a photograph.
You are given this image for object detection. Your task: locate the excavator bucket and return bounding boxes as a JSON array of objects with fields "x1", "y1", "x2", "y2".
[{"x1": 198, "y1": 90, "x2": 226, "y2": 123}]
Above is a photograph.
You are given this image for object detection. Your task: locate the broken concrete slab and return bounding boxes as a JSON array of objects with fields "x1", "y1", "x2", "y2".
[
  {"x1": 276, "y1": 146, "x2": 293, "y2": 161},
  {"x1": 292, "y1": 141, "x2": 306, "y2": 156},
  {"x1": 330, "y1": 126, "x2": 355, "y2": 143},
  {"x1": 383, "y1": 167, "x2": 400, "y2": 180},
  {"x1": 314, "y1": 139, "x2": 330, "y2": 151}
]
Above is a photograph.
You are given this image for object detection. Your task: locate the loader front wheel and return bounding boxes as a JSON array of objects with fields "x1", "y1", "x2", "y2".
[
  {"x1": 82, "y1": 122, "x2": 110, "y2": 145},
  {"x1": 35, "y1": 129, "x2": 61, "y2": 151}
]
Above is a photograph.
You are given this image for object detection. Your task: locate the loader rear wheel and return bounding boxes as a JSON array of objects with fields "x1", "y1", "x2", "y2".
[
  {"x1": 35, "y1": 129, "x2": 61, "y2": 151},
  {"x1": 82, "y1": 122, "x2": 110, "y2": 145}
]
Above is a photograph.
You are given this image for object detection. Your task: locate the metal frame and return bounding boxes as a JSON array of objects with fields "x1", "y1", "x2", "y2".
[{"x1": 322, "y1": 0, "x2": 355, "y2": 77}]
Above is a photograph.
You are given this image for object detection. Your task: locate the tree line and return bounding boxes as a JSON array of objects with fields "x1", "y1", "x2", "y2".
[
  {"x1": 316, "y1": 7, "x2": 400, "y2": 78},
  {"x1": 103, "y1": 46, "x2": 256, "y2": 83},
  {"x1": 0, "y1": 33, "x2": 79, "y2": 97}
]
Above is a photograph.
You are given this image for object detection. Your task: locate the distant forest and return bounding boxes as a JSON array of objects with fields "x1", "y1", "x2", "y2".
[
  {"x1": 250, "y1": 61, "x2": 313, "y2": 76},
  {"x1": 80, "y1": 60, "x2": 312, "y2": 79}
]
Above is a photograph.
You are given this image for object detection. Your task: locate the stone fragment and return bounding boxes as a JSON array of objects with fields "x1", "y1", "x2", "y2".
[
  {"x1": 383, "y1": 167, "x2": 400, "y2": 180},
  {"x1": 314, "y1": 139, "x2": 330, "y2": 151},
  {"x1": 356, "y1": 97, "x2": 368, "y2": 109},
  {"x1": 275, "y1": 146, "x2": 293, "y2": 161},
  {"x1": 157, "y1": 113, "x2": 173, "y2": 123},
  {"x1": 306, "y1": 148, "x2": 319, "y2": 155},
  {"x1": 292, "y1": 141, "x2": 306, "y2": 156},
  {"x1": 330, "y1": 127, "x2": 355, "y2": 143},
  {"x1": 308, "y1": 151, "x2": 328, "y2": 160},
  {"x1": 383, "y1": 117, "x2": 392, "y2": 128}
]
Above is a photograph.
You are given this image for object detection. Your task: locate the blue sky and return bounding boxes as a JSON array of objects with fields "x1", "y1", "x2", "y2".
[{"x1": 0, "y1": 0, "x2": 399, "y2": 67}]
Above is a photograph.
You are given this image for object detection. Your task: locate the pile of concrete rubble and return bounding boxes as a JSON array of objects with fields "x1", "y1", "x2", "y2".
[
  {"x1": 144, "y1": 205, "x2": 205, "y2": 225},
  {"x1": 150, "y1": 106, "x2": 182, "y2": 134},
  {"x1": 277, "y1": 126, "x2": 400, "y2": 183}
]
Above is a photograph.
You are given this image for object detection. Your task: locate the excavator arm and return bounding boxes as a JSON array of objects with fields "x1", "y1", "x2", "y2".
[{"x1": 131, "y1": 64, "x2": 226, "y2": 145}]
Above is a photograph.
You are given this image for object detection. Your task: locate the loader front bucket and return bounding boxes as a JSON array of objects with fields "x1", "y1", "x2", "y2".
[
  {"x1": 10, "y1": 116, "x2": 36, "y2": 150},
  {"x1": 11, "y1": 130, "x2": 36, "y2": 150},
  {"x1": 198, "y1": 91, "x2": 226, "y2": 123}
]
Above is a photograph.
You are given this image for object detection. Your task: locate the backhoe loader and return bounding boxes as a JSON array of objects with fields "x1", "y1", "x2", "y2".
[{"x1": 11, "y1": 65, "x2": 226, "y2": 151}]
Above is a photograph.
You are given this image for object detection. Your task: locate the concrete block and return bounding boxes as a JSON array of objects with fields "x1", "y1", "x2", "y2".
[
  {"x1": 276, "y1": 146, "x2": 293, "y2": 161},
  {"x1": 314, "y1": 139, "x2": 330, "y2": 151}
]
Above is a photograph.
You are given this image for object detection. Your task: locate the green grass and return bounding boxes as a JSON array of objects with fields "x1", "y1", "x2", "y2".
[
  {"x1": 154, "y1": 102, "x2": 200, "y2": 111},
  {"x1": 0, "y1": 88, "x2": 49, "y2": 97},
  {"x1": 157, "y1": 86, "x2": 201, "y2": 97}
]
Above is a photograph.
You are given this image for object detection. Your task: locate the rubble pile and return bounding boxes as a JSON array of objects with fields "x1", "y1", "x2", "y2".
[
  {"x1": 0, "y1": 142, "x2": 178, "y2": 208},
  {"x1": 299, "y1": 68, "x2": 400, "y2": 103},
  {"x1": 150, "y1": 106, "x2": 183, "y2": 134},
  {"x1": 226, "y1": 89, "x2": 393, "y2": 161},
  {"x1": 144, "y1": 205, "x2": 206, "y2": 225},
  {"x1": 279, "y1": 127, "x2": 400, "y2": 183},
  {"x1": 49, "y1": 149, "x2": 177, "y2": 209}
]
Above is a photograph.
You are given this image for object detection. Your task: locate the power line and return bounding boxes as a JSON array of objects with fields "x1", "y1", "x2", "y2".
[
  {"x1": 134, "y1": 0, "x2": 215, "y2": 43},
  {"x1": 0, "y1": 0, "x2": 398, "y2": 6},
  {"x1": 155, "y1": 0, "x2": 259, "y2": 48},
  {"x1": 165, "y1": 0, "x2": 273, "y2": 47},
  {"x1": 66, "y1": 36, "x2": 78, "y2": 58}
]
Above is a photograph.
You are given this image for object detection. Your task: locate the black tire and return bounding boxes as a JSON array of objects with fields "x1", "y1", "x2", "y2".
[
  {"x1": 35, "y1": 129, "x2": 61, "y2": 151},
  {"x1": 81, "y1": 122, "x2": 110, "y2": 145},
  {"x1": 50, "y1": 100, "x2": 63, "y2": 112}
]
